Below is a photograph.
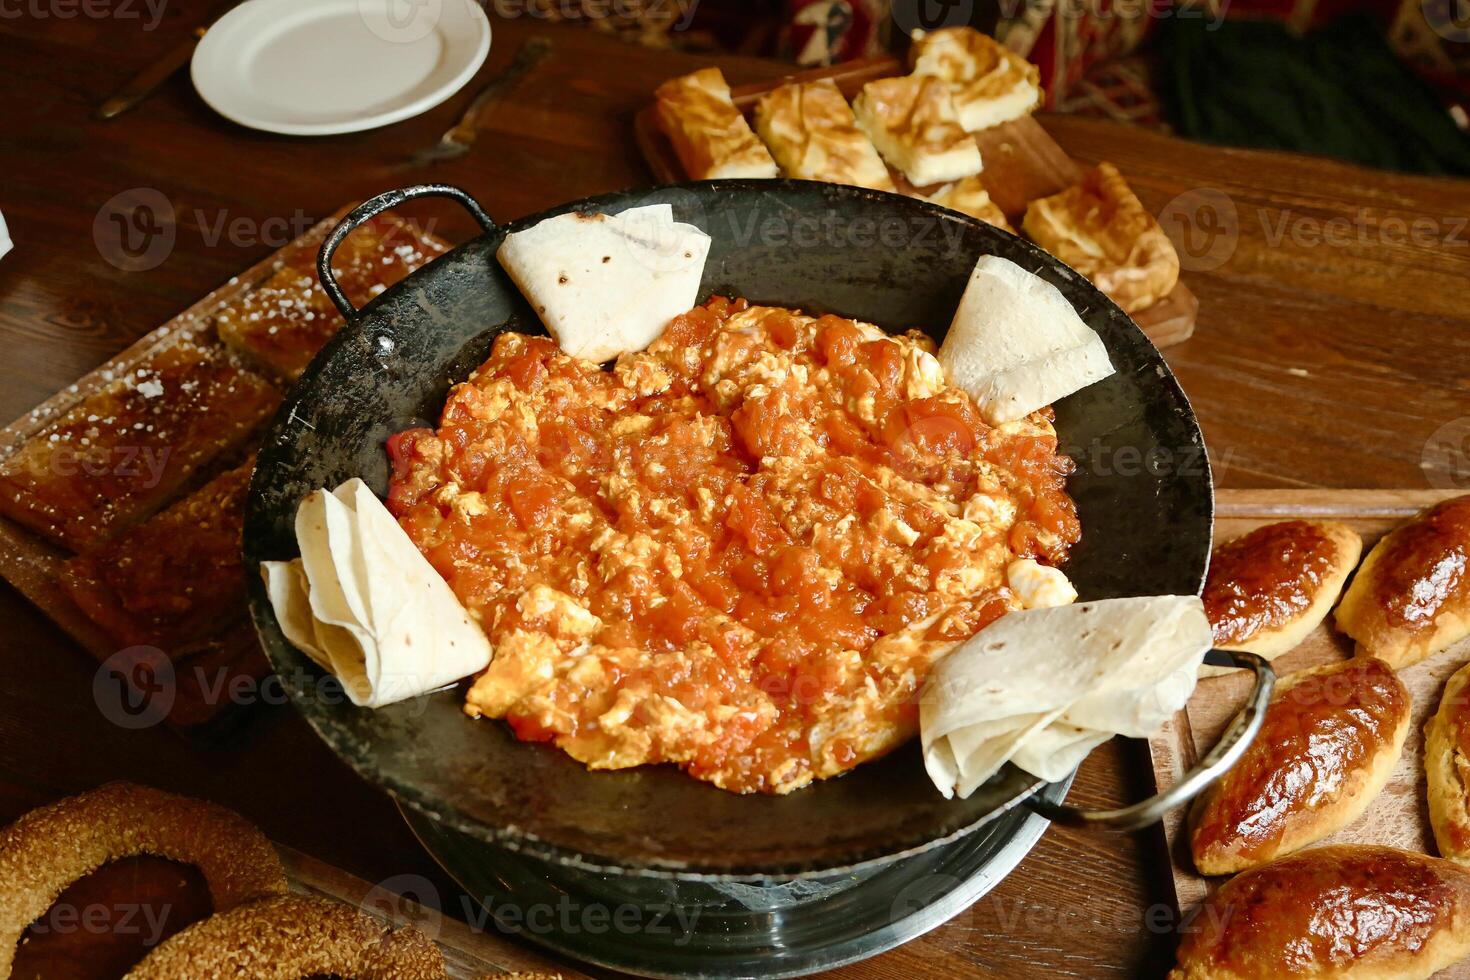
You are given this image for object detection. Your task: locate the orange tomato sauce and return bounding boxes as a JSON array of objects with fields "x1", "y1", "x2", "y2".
[{"x1": 387, "y1": 298, "x2": 1079, "y2": 793}]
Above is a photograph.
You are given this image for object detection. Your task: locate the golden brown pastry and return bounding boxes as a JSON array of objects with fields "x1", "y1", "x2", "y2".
[
  {"x1": 1202, "y1": 520, "x2": 1363, "y2": 666},
  {"x1": 907, "y1": 27, "x2": 1042, "y2": 133},
  {"x1": 0, "y1": 782, "x2": 288, "y2": 977},
  {"x1": 923, "y1": 175, "x2": 1013, "y2": 232},
  {"x1": 1188, "y1": 657, "x2": 1409, "y2": 876},
  {"x1": 1336, "y1": 495, "x2": 1470, "y2": 669},
  {"x1": 1425, "y1": 659, "x2": 1470, "y2": 863},
  {"x1": 1021, "y1": 162, "x2": 1181, "y2": 314},
  {"x1": 1170, "y1": 845, "x2": 1470, "y2": 979},
  {"x1": 126, "y1": 895, "x2": 445, "y2": 979},
  {"x1": 851, "y1": 75, "x2": 981, "y2": 187},
  {"x1": 654, "y1": 68, "x2": 779, "y2": 180},
  {"x1": 753, "y1": 79, "x2": 895, "y2": 191}
]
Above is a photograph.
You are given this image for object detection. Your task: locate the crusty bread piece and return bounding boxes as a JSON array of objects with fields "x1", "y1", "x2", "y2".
[
  {"x1": 923, "y1": 175, "x2": 1012, "y2": 232},
  {"x1": 1021, "y1": 162, "x2": 1180, "y2": 314},
  {"x1": 851, "y1": 75, "x2": 981, "y2": 187},
  {"x1": 1426, "y1": 659, "x2": 1470, "y2": 863},
  {"x1": 1188, "y1": 657, "x2": 1409, "y2": 876},
  {"x1": 1336, "y1": 495, "x2": 1470, "y2": 670},
  {"x1": 1171, "y1": 845, "x2": 1470, "y2": 980},
  {"x1": 654, "y1": 68, "x2": 779, "y2": 180},
  {"x1": 753, "y1": 79, "x2": 895, "y2": 191},
  {"x1": 1199, "y1": 519, "x2": 1362, "y2": 677},
  {"x1": 908, "y1": 27, "x2": 1041, "y2": 133}
]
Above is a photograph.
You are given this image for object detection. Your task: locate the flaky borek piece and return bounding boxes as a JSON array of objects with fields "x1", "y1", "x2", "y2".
[
  {"x1": 1022, "y1": 162, "x2": 1180, "y2": 314},
  {"x1": 655, "y1": 67, "x2": 778, "y2": 180},
  {"x1": 0, "y1": 782, "x2": 287, "y2": 976},
  {"x1": 754, "y1": 79, "x2": 895, "y2": 191}
]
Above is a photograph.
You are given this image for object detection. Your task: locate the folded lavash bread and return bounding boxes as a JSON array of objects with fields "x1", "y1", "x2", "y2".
[
  {"x1": 261, "y1": 479, "x2": 491, "y2": 708},
  {"x1": 921, "y1": 595, "x2": 1211, "y2": 798},
  {"x1": 938, "y1": 255, "x2": 1113, "y2": 425},
  {"x1": 497, "y1": 204, "x2": 712, "y2": 363}
]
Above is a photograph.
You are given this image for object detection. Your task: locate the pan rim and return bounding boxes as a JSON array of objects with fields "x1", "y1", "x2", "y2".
[{"x1": 245, "y1": 179, "x2": 1212, "y2": 879}]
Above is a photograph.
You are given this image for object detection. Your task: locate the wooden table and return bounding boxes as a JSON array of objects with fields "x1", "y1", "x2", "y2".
[{"x1": 2, "y1": 7, "x2": 1469, "y2": 978}]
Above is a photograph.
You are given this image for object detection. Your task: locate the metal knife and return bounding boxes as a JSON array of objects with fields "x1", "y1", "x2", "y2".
[
  {"x1": 94, "y1": 8, "x2": 225, "y2": 122},
  {"x1": 407, "y1": 36, "x2": 554, "y2": 167}
]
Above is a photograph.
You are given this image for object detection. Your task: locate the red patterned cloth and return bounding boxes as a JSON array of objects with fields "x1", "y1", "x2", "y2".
[{"x1": 780, "y1": 0, "x2": 890, "y2": 65}]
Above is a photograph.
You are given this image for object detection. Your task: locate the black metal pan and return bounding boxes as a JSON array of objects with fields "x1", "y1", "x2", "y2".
[{"x1": 243, "y1": 181, "x2": 1271, "y2": 880}]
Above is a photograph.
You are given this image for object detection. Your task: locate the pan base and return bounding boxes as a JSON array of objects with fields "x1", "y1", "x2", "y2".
[{"x1": 401, "y1": 778, "x2": 1069, "y2": 979}]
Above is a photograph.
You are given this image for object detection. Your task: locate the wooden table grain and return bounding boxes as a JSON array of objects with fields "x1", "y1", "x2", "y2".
[{"x1": 1, "y1": 7, "x2": 1468, "y2": 979}]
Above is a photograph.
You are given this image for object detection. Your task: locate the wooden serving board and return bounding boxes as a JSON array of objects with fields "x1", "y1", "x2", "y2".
[
  {"x1": 0, "y1": 207, "x2": 352, "y2": 734},
  {"x1": 1150, "y1": 488, "x2": 1470, "y2": 943},
  {"x1": 634, "y1": 55, "x2": 1198, "y2": 349}
]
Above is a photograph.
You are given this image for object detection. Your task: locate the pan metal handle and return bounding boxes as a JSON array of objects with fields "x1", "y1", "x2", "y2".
[
  {"x1": 1024, "y1": 649, "x2": 1275, "y2": 832},
  {"x1": 317, "y1": 184, "x2": 497, "y2": 321}
]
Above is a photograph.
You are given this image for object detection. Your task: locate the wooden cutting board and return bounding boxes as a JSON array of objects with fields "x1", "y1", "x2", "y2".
[
  {"x1": 634, "y1": 55, "x2": 1198, "y2": 349},
  {"x1": 0, "y1": 209, "x2": 359, "y2": 734},
  {"x1": 1150, "y1": 488, "x2": 1470, "y2": 953}
]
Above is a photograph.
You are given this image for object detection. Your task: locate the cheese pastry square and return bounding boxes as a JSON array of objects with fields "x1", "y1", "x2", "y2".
[
  {"x1": 924, "y1": 175, "x2": 1012, "y2": 232},
  {"x1": 908, "y1": 27, "x2": 1042, "y2": 133},
  {"x1": 655, "y1": 68, "x2": 779, "y2": 180},
  {"x1": 852, "y1": 75, "x2": 981, "y2": 188},
  {"x1": 754, "y1": 79, "x2": 895, "y2": 191},
  {"x1": 1022, "y1": 162, "x2": 1180, "y2": 314}
]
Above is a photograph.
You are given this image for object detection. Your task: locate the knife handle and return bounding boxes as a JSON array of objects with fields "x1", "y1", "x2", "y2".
[{"x1": 94, "y1": 27, "x2": 207, "y2": 121}]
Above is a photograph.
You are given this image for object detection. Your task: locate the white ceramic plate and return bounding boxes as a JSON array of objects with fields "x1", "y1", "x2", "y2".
[{"x1": 192, "y1": 0, "x2": 491, "y2": 136}]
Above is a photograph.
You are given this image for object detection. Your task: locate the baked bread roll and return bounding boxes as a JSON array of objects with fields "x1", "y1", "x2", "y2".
[
  {"x1": 754, "y1": 79, "x2": 895, "y2": 191},
  {"x1": 1202, "y1": 520, "x2": 1362, "y2": 669},
  {"x1": 1170, "y1": 845, "x2": 1470, "y2": 980},
  {"x1": 1426, "y1": 659, "x2": 1470, "y2": 863},
  {"x1": 1336, "y1": 495, "x2": 1470, "y2": 669},
  {"x1": 924, "y1": 175, "x2": 1013, "y2": 232},
  {"x1": 851, "y1": 75, "x2": 981, "y2": 187},
  {"x1": 908, "y1": 27, "x2": 1041, "y2": 133},
  {"x1": 1021, "y1": 162, "x2": 1181, "y2": 314},
  {"x1": 1188, "y1": 657, "x2": 1409, "y2": 876},
  {"x1": 655, "y1": 68, "x2": 779, "y2": 180}
]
